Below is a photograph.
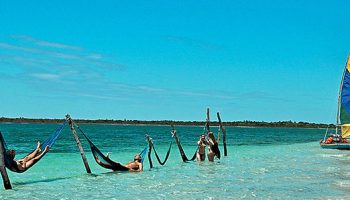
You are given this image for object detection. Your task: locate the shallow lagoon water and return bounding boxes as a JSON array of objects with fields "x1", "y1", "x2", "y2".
[{"x1": 0, "y1": 123, "x2": 348, "y2": 199}]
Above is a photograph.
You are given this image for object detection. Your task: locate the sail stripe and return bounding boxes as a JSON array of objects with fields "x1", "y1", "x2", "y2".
[{"x1": 340, "y1": 56, "x2": 350, "y2": 124}]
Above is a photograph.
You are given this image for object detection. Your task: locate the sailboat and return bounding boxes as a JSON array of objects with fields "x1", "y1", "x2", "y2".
[{"x1": 320, "y1": 55, "x2": 350, "y2": 149}]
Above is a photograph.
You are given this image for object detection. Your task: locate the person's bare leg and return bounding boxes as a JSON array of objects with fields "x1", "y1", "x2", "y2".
[
  {"x1": 207, "y1": 151, "x2": 215, "y2": 162},
  {"x1": 196, "y1": 152, "x2": 201, "y2": 161},
  {"x1": 18, "y1": 142, "x2": 41, "y2": 163},
  {"x1": 197, "y1": 152, "x2": 206, "y2": 161},
  {"x1": 24, "y1": 146, "x2": 49, "y2": 169}
]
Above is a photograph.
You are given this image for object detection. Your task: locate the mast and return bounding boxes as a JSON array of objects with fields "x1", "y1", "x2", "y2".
[{"x1": 336, "y1": 54, "x2": 350, "y2": 134}]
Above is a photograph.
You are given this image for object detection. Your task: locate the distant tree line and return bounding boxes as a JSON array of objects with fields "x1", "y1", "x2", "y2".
[{"x1": 0, "y1": 117, "x2": 333, "y2": 128}]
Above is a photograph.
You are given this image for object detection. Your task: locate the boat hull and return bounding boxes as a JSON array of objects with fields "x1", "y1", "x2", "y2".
[{"x1": 320, "y1": 143, "x2": 350, "y2": 150}]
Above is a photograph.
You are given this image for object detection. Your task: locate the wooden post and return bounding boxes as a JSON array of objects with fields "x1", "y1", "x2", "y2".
[
  {"x1": 206, "y1": 108, "x2": 211, "y2": 132},
  {"x1": 217, "y1": 112, "x2": 227, "y2": 156},
  {"x1": 0, "y1": 133, "x2": 11, "y2": 189},
  {"x1": 66, "y1": 115, "x2": 91, "y2": 174},
  {"x1": 146, "y1": 135, "x2": 153, "y2": 169}
]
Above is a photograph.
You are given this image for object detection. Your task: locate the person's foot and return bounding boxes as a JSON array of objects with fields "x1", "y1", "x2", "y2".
[
  {"x1": 44, "y1": 145, "x2": 49, "y2": 153},
  {"x1": 37, "y1": 141, "x2": 42, "y2": 152},
  {"x1": 36, "y1": 141, "x2": 41, "y2": 149}
]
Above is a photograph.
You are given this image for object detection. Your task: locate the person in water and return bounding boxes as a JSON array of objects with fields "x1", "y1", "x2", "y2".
[
  {"x1": 6, "y1": 141, "x2": 49, "y2": 171},
  {"x1": 125, "y1": 154, "x2": 143, "y2": 172},
  {"x1": 197, "y1": 134, "x2": 208, "y2": 161},
  {"x1": 207, "y1": 132, "x2": 220, "y2": 161}
]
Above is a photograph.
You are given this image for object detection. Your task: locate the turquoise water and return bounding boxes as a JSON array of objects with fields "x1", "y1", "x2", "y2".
[{"x1": 0, "y1": 123, "x2": 349, "y2": 199}]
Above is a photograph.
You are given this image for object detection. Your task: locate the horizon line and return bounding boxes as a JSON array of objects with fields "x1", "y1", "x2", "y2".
[{"x1": 0, "y1": 116, "x2": 333, "y2": 125}]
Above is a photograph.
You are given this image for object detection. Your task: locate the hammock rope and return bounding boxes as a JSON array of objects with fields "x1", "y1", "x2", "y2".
[
  {"x1": 152, "y1": 142, "x2": 172, "y2": 165},
  {"x1": 145, "y1": 135, "x2": 172, "y2": 166},
  {"x1": 171, "y1": 128, "x2": 197, "y2": 162}
]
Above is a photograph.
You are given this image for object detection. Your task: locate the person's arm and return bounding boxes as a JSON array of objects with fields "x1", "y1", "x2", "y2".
[
  {"x1": 138, "y1": 162, "x2": 143, "y2": 172},
  {"x1": 208, "y1": 139, "x2": 214, "y2": 146}
]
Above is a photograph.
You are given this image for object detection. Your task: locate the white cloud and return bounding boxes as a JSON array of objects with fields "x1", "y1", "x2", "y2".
[
  {"x1": 87, "y1": 54, "x2": 102, "y2": 60},
  {"x1": 0, "y1": 42, "x2": 39, "y2": 53},
  {"x1": 30, "y1": 73, "x2": 60, "y2": 81},
  {"x1": 0, "y1": 35, "x2": 269, "y2": 103},
  {"x1": 0, "y1": 35, "x2": 125, "y2": 82},
  {"x1": 13, "y1": 35, "x2": 82, "y2": 51}
]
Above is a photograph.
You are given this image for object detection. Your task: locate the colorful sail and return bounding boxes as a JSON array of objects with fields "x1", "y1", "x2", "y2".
[
  {"x1": 339, "y1": 55, "x2": 350, "y2": 125},
  {"x1": 320, "y1": 55, "x2": 350, "y2": 149},
  {"x1": 341, "y1": 124, "x2": 350, "y2": 138}
]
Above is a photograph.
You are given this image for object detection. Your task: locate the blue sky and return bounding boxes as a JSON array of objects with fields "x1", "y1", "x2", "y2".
[{"x1": 0, "y1": 0, "x2": 349, "y2": 123}]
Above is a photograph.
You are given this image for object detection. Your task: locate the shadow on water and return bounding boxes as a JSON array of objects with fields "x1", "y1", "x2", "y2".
[
  {"x1": 13, "y1": 176, "x2": 74, "y2": 186},
  {"x1": 12, "y1": 173, "x2": 98, "y2": 186},
  {"x1": 99, "y1": 170, "x2": 142, "y2": 176}
]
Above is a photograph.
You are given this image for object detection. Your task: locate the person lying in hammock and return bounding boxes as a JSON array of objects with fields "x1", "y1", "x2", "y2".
[
  {"x1": 6, "y1": 142, "x2": 49, "y2": 171},
  {"x1": 124, "y1": 154, "x2": 143, "y2": 171},
  {"x1": 96, "y1": 153, "x2": 143, "y2": 172}
]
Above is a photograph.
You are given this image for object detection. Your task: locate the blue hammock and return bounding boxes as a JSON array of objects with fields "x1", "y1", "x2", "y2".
[
  {"x1": 74, "y1": 124, "x2": 148, "y2": 171},
  {"x1": 41, "y1": 121, "x2": 66, "y2": 148},
  {"x1": 0, "y1": 121, "x2": 66, "y2": 173}
]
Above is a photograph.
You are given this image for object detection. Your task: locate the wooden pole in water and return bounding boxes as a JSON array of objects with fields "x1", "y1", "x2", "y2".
[
  {"x1": 217, "y1": 112, "x2": 227, "y2": 156},
  {"x1": 0, "y1": 133, "x2": 11, "y2": 189},
  {"x1": 206, "y1": 108, "x2": 211, "y2": 133},
  {"x1": 0, "y1": 168, "x2": 11, "y2": 190},
  {"x1": 66, "y1": 115, "x2": 91, "y2": 174},
  {"x1": 146, "y1": 135, "x2": 153, "y2": 169}
]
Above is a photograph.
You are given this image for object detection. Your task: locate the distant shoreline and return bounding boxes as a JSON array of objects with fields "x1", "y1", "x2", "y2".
[{"x1": 0, "y1": 117, "x2": 333, "y2": 128}]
